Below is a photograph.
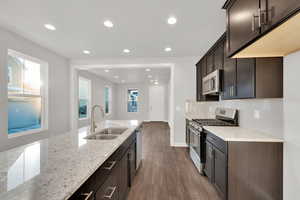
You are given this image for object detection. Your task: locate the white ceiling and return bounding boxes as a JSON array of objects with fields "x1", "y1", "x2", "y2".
[
  {"x1": 0, "y1": 0, "x2": 226, "y2": 60},
  {"x1": 86, "y1": 67, "x2": 171, "y2": 84}
]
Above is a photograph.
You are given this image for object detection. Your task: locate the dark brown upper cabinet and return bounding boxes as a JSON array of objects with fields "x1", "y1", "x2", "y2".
[
  {"x1": 222, "y1": 56, "x2": 283, "y2": 100},
  {"x1": 236, "y1": 58, "x2": 255, "y2": 99},
  {"x1": 197, "y1": 32, "x2": 283, "y2": 101},
  {"x1": 196, "y1": 63, "x2": 203, "y2": 102},
  {"x1": 214, "y1": 40, "x2": 225, "y2": 70},
  {"x1": 206, "y1": 50, "x2": 215, "y2": 74},
  {"x1": 195, "y1": 34, "x2": 225, "y2": 102},
  {"x1": 260, "y1": 0, "x2": 300, "y2": 32},
  {"x1": 223, "y1": 55, "x2": 237, "y2": 99},
  {"x1": 196, "y1": 58, "x2": 219, "y2": 102},
  {"x1": 225, "y1": 0, "x2": 261, "y2": 56},
  {"x1": 223, "y1": 0, "x2": 300, "y2": 58}
]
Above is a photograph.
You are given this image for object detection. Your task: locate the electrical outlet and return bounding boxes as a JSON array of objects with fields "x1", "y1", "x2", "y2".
[{"x1": 254, "y1": 110, "x2": 260, "y2": 119}]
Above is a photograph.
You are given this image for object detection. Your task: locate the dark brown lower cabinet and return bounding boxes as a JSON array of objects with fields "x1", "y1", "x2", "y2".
[
  {"x1": 69, "y1": 133, "x2": 137, "y2": 200},
  {"x1": 213, "y1": 147, "x2": 227, "y2": 199},
  {"x1": 128, "y1": 141, "x2": 136, "y2": 187},
  {"x1": 204, "y1": 141, "x2": 214, "y2": 182},
  {"x1": 96, "y1": 171, "x2": 118, "y2": 200},
  {"x1": 204, "y1": 130, "x2": 283, "y2": 200},
  {"x1": 117, "y1": 152, "x2": 130, "y2": 200},
  {"x1": 185, "y1": 119, "x2": 190, "y2": 149}
]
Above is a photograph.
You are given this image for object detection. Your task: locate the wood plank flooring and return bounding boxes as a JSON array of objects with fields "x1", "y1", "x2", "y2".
[{"x1": 127, "y1": 122, "x2": 221, "y2": 200}]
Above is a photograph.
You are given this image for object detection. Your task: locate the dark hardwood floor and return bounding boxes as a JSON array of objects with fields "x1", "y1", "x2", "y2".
[{"x1": 127, "y1": 122, "x2": 221, "y2": 200}]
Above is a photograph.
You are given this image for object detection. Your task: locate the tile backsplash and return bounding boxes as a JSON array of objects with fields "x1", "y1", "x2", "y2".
[{"x1": 186, "y1": 98, "x2": 283, "y2": 138}]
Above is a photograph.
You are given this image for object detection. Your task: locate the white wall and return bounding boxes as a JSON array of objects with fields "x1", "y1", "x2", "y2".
[
  {"x1": 283, "y1": 50, "x2": 300, "y2": 200},
  {"x1": 77, "y1": 70, "x2": 117, "y2": 127},
  {"x1": 172, "y1": 59, "x2": 197, "y2": 146},
  {"x1": 0, "y1": 27, "x2": 71, "y2": 151},
  {"x1": 115, "y1": 83, "x2": 150, "y2": 120}
]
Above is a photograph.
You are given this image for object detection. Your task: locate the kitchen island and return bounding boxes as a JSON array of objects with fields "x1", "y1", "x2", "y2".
[{"x1": 0, "y1": 120, "x2": 143, "y2": 200}]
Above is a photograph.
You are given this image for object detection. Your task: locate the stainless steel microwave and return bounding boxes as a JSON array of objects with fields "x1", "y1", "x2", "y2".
[{"x1": 202, "y1": 70, "x2": 221, "y2": 95}]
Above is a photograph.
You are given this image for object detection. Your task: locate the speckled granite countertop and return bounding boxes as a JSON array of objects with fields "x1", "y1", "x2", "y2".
[
  {"x1": 0, "y1": 120, "x2": 143, "y2": 200},
  {"x1": 203, "y1": 126, "x2": 284, "y2": 142}
]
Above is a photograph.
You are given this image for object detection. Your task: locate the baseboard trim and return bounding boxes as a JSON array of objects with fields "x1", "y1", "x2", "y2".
[{"x1": 172, "y1": 143, "x2": 188, "y2": 147}]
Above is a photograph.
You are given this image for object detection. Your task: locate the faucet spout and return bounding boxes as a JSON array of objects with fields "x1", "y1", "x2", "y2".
[{"x1": 90, "y1": 105, "x2": 105, "y2": 134}]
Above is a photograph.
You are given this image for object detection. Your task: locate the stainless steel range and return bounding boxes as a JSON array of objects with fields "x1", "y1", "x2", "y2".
[{"x1": 189, "y1": 107, "x2": 238, "y2": 174}]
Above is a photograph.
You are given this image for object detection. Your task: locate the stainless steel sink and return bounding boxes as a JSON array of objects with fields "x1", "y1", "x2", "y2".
[
  {"x1": 100, "y1": 127, "x2": 128, "y2": 135},
  {"x1": 84, "y1": 127, "x2": 128, "y2": 140},
  {"x1": 85, "y1": 134, "x2": 118, "y2": 140}
]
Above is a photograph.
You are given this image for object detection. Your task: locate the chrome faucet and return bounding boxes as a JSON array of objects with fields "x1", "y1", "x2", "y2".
[{"x1": 90, "y1": 105, "x2": 105, "y2": 134}]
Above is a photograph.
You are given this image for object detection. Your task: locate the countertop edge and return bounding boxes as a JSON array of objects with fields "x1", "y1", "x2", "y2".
[{"x1": 203, "y1": 126, "x2": 284, "y2": 143}]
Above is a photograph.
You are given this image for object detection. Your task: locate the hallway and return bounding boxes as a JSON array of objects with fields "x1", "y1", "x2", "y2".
[{"x1": 127, "y1": 122, "x2": 221, "y2": 200}]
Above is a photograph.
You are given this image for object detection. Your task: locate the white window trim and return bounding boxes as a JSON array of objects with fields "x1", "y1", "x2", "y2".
[
  {"x1": 78, "y1": 76, "x2": 91, "y2": 120},
  {"x1": 104, "y1": 86, "x2": 112, "y2": 116},
  {"x1": 7, "y1": 49, "x2": 49, "y2": 138},
  {"x1": 126, "y1": 88, "x2": 139, "y2": 113}
]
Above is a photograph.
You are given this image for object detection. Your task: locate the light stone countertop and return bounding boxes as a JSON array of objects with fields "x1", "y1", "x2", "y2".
[
  {"x1": 0, "y1": 120, "x2": 143, "y2": 200},
  {"x1": 203, "y1": 126, "x2": 284, "y2": 142}
]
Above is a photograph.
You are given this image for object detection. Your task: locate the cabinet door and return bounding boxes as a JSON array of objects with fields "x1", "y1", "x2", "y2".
[
  {"x1": 227, "y1": 0, "x2": 260, "y2": 55},
  {"x1": 205, "y1": 141, "x2": 214, "y2": 183},
  {"x1": 186, "y1": 119, "x2": 190, "y2": 146},
  {"x1": 129, "y1": 142, "x2": 136, "y2": 187},
  {"x1": 196, "y1": 64, "x2": 203, "y2": 101},
  {"x1": 214, "y1": 147, "x2": 227, "y2": 199},
  {"x1": 206, "y1": 51, "x2": 214, "y2": 74},
  {"x1": 214, "y1": 40, "x2": 224, "y2": 70},
  {"x1": 261, "y1": 0, "x2": 300, "y2": 32},
  {"x1": 96, "y1": 171, "x2": 118, "y2": 200},
  {"x1": 201, "y1": 57, "x2": 207, "y2": 77},
  {"x1": 223, "y1": 56, "x2": 237, "y2": 100},
  {"x1": 117, "y1": 152, "x2": 130, "y2": 200},
  {"x1": 236, "y1": 58, "x2": 255, "y2": 98}
]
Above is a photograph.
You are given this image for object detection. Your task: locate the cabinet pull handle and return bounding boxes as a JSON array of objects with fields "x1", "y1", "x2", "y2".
[
  {"x1": 103, "y1": 186, "x2": 117, "y2": 199},
  {"x1": 258, "y1": 8, "x2": 262, "y2": 28},
  {"x1": 104, "y1": 161, "x2": 116, "y2": 170},
  {"x1": 251, "y1": 15, "x2": 255, "y2": 31},
  {"x1": 81, "y1": 191, "x2": 93, "y2": 200}
]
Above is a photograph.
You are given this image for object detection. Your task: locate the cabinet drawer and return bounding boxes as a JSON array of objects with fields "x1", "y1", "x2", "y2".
[{"x1": 206, "y1": 132, "x2": 227, "y2": 154}]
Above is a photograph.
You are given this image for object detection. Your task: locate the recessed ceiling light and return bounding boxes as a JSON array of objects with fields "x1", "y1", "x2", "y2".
[
  {"x1": 145, "y1": 68, "x2": 151, "y2": 72},
  {"x1": 104, "y1": 20, "x2": 114, "y2": 28},
  {"x1": 114, "y1": 75, "x2": 119, "y2": 79},
  {"x1": 121, "y1": 80, "x2": 125, "y2": 83},
  {"x1": 148, "y1": 75, "x2": 152, "y2": 78},
  {"x1": 83, "y1": 50, "x2": 91, "y2": 55},
  {"x1": 167, "y1": 17, "x2": 177, "y2": 25},
  {"x1": 44, "y1": 24, "x2": 56, "y2": 31},
  {"x1": 104, "y1": 69, "x2": 110, "y2": 73},
  {"x1": 165, "y1": 47, "x2": 172, "y2": 52},
  {"x1": 154, "y1": 81, "x2": 159, "y2": 85},
  {"x1": 123, "y1": 49, "x2": 130, "y2": 53}
]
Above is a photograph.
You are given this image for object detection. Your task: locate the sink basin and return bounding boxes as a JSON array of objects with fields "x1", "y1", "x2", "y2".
[
  {"x1": 85, "y1": 134, "x2": 118, "y2": 140},
  {"x1": 84, "y1": 127, "x2": 128, "y2": 140},
  {"x1": 99, "y1": 127, "x2": 128, "y2": 135}
]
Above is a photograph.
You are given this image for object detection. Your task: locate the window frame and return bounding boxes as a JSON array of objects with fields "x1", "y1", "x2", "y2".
[
  {"x1": 126, "y1": 88, "x2": 139, "y2": 113},
  {"x1": 104, "y1": 86, "x2": 112, "y2": 116},
  {"x1": 7, "y1": 49, "x2": 49, "y2": 138},
  {"x1": 78, "y1": 76, "x2": 91, "y2": 120}
]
